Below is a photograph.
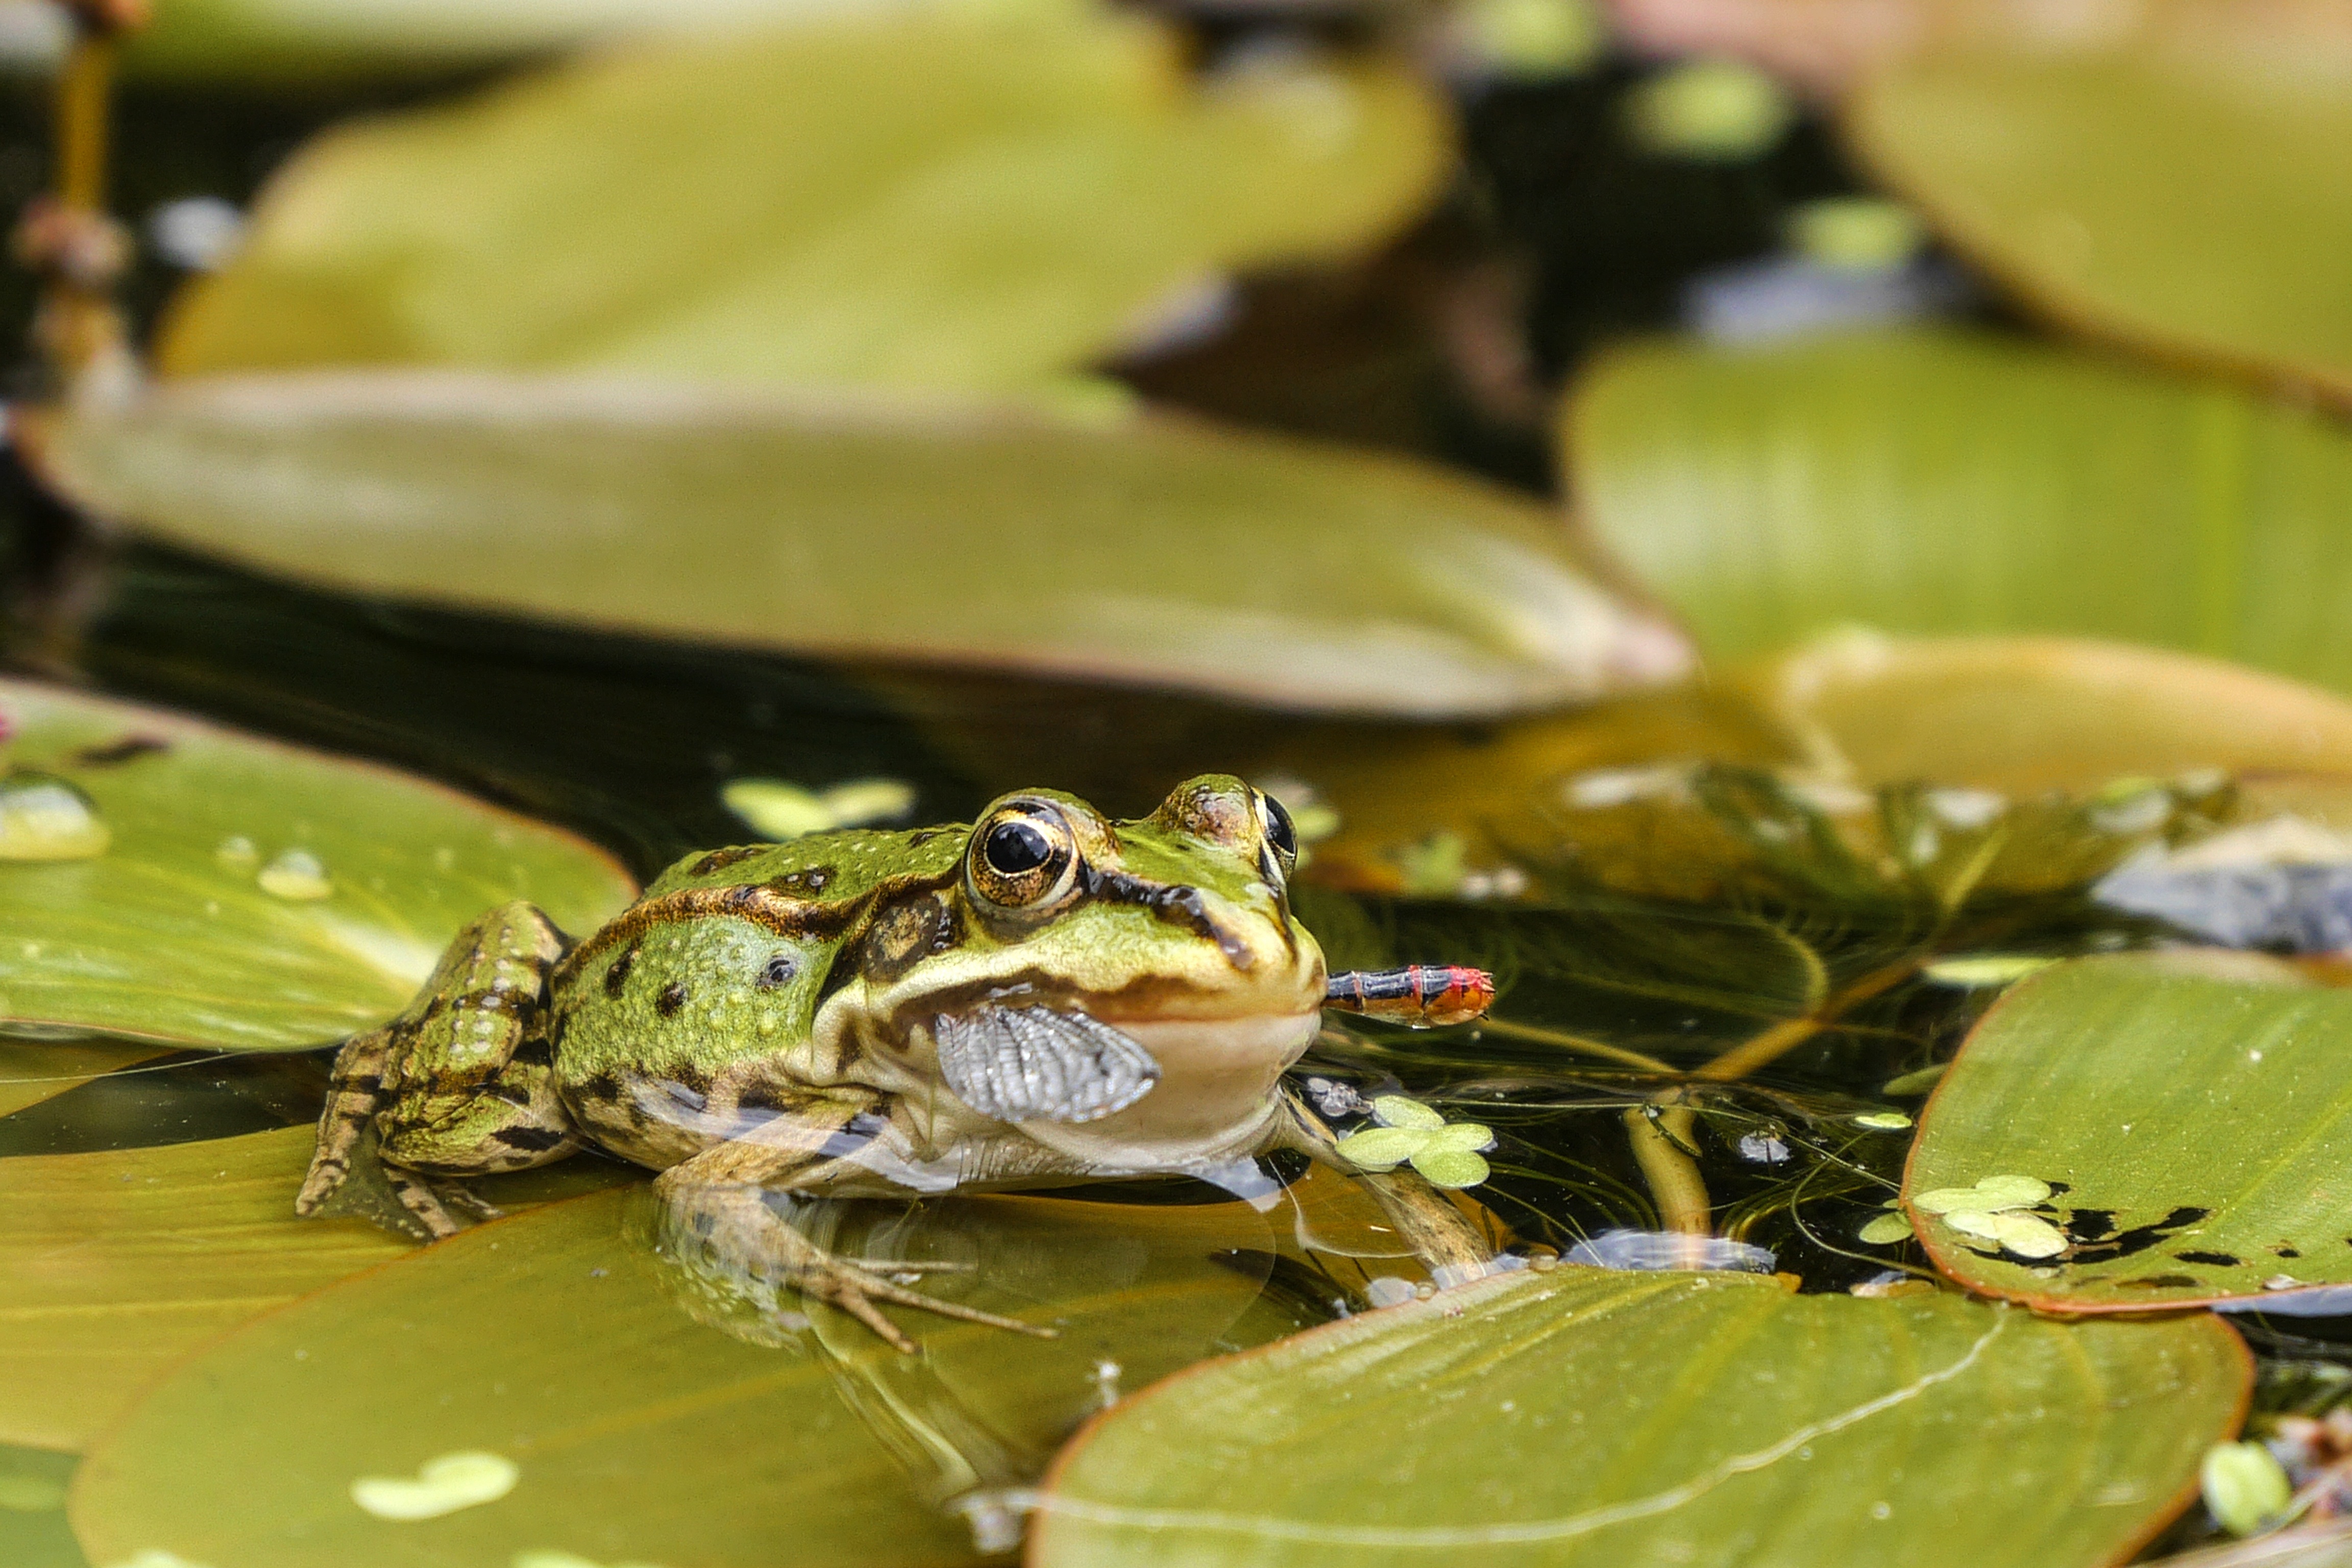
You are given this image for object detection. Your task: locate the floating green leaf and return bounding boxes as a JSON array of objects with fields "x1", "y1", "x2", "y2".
[
  {"x1": 2202, "y1": 1441, "x2": 2293, "y2": 1538},
  {"x1": 155, "y1": 8, "x2": 1446, "y2": 400},
  {"x1": 1031, "y1": 1266, "x2": 2248, "y2": 1568},
  {"x1": 1909, "y1": 953, "x2": 2352, "y2": 1310},
  {"x1": 1849, "y1": 33, "x2": 2352, "y2": 402},
  {"x1": 30, "y1": 377, "x2": 1680, "y2": 718},
  {"x1": 70, "y1": 1172, "x2": 1415, "y2": 1568},
  {"x1": 0, "y1": 678, "x2": 634, "y2": 1050},
  {"x1": 1569, "y1": 331, "x2": 2352, "y2": 693},
  {"x1": 0, "y1": 1126, "x2": 629, "y2": 1450}
]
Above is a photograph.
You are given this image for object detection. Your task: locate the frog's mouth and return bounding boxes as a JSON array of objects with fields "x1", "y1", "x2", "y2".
[{"x1": 927, "y1": 1000, "x2": 1318, "y2": 1149}]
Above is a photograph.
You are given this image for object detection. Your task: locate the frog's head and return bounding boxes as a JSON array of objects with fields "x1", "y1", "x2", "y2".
[{"x1": 866, "y1": 774, "x2": 1326, "y2": 1162}]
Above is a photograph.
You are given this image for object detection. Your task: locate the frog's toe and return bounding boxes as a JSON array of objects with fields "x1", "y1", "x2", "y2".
[
  {"x1": 807, "y1": 1258, "x2": 1057, "y2": 1352},
  {"x1": 850, "y1": 1257, "x2": 971, "y2": 1276}
]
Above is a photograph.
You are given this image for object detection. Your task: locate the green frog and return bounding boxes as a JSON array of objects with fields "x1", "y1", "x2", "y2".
[{"x1": 299, "y1": 774, "x2": 1500, "y2": 1349}]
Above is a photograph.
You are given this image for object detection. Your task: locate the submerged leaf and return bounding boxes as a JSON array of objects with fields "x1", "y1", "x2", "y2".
[
  {"x1": 1910, "y1": 953, "x2": 2352, "y2": 1310},
  {"x1": 1031, "y1": 1266, "x2": 2248, "y2": 1568},
  {"x1": 0, "y1": 677, "x2": 635, "y2": 1050},
  {"x1": 1570, "y1": 331, "x2": 2352, "y2": 693},
  {"x1": 156, "y1": 9, "x2": 1446, "y2": 399},
  {"x1": 29, "y1": 376, "x2": 1682, "y2": 718}
]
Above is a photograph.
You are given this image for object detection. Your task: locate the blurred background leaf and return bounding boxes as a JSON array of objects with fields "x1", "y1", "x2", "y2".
[
  {"x1": 153, "y1": 5, "x2": 1450, "y2": 402},
  {"x1": 30, "y1": 374, "x2": 1687, "y2": 716},
  {"x1": 1569, "y1": 330, "x2": 2352, "y2": 689}
]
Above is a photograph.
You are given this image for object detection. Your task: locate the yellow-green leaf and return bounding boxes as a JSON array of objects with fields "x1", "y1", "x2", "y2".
[
  {"x1": 1031, "y1": 1266, "x2": 2249, "y2": 1568},
  {"x1": 155, "y1": 9, "x2": 1447, "y2": 399},
  {"x1": 30, "y1": 376, "x2": 1681, "y2": 718},
  {"x1": 1850, "y1": 32, "x2": 2352, "y2": 402},
  {"x1": 113, "y1": 0, "x2": 915, "y2": 82},
  {"x1": 1570, "y1": 330, "x2": 2352, "y2": 692},
  {"x1": 70, "y1": 1170, "x2": 1421, "y2": 1568},
  {"x1": 0, "y1": 677, "x2": 635, "y2": 1050},
  {"x1": 0, "y1": 1125, "x2": 629, "y2": 1450}
]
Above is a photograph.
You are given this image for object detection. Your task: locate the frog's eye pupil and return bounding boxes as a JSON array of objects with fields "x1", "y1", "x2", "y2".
[
  {"x1": 985, "y1": 819, "x2": 1051, "y2": 876},
  {"x1": 1262, "y1": 796, "x2": 1298, "y2": 861},
  {"x1": 758, "y1": 953, "x2": 798, "y2": 988}
]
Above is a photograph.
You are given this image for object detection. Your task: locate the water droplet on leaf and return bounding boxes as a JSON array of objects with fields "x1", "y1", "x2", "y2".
[
  {"x1": 0, "y1": 773, "x2": 109, "y2": 861},
  {"x1": 257, "y1": 848, "x2": 333, "y2": 901}
]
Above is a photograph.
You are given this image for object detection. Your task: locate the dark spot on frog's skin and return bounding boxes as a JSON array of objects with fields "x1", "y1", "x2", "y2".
[
  {"x1": 857, "y1": 896, "x2": 960, "y2": 984},
  {"x1": 2115, "y1": 1275, "x2": 2201, "y2": 1290},
  {"x1": 493, "y1": 1125, "x2": 569, "y2": 1152},
  {"x1": 508, "y1": 1031, "x2": 555, "y2": 1068},
  {"x1": 2275, "y1": 1245, "x2": 2304, "y2": 1259},
  {"x1": 71, "y1": 734, "x2": 170, "y2": 767},
  {"x1": 690, "y1": 846, "x2": 766, "y2": 878},
  {"x1": 574, "y1": 1071, "x2": 622, "y2": 1105},
  {"x1": 655, "y1": 981, "x2": 688, "y2": 1017},
  {"x1": 2067, "y1": 1210, "x2": 2116, "y2": 1241},
  {"x1": 757, "y1": 952, "x2": 799, "y2": 988},
  {"x1": 604, "y1": 944, "x2": 639, "y2": 997},
  {"x1": 2176, "y1": 1250, "x2": 2241, "y2": 1268},
  {"x1": 769, "y1": 866, "x2": 835, "y2": 894}
]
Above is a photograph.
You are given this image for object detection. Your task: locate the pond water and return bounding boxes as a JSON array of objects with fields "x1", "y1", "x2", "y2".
[
  {"x1": 4, "y1": 533, "x2": 2324, "y2": 1567},
  {"x1": 4, "y1": 24, "x2": 2351, "y2": 1568}
]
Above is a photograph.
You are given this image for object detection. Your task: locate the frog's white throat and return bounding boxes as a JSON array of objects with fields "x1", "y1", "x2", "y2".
[
  {"x1": 930, "y1": 1005, "x2": 1320, "y2": 1172},
  {"x1": 1015, "y1": 1008, "x2": 1319, "y2": 1170}
]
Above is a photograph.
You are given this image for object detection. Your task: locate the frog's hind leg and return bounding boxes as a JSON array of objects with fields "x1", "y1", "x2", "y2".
[
  {"x1": 298, "y1": 901, "x2": 580, "y2": 1238},
  {"x1": 653, "y1": 1110, "x2": 1056, "y2": 1353}
]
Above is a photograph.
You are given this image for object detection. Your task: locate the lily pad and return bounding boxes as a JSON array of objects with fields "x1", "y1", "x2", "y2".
[
  {"x1": 0, "y1": 1125, "x2": 633, "y2": 1450},
  {"x1": 28, "y1": 375, "x2": 1682, "y2": 718},
  {"x1": 70, "y1": 1169, "x2": 1420, "y2": 1568},
  {"x1": 153, "y1": 8, "x2": 1446, "y2": 400},
  {"x1": 1031, "y1": 1265, "x2": 2248, "y2": 1568},
  {"x1": 1908, "y1": 952, "x2": 2352, "y2": 1310},
  {"x1": 1568, "y1": 330, "x2": 2352, "y2": 691},
  {"x1": 0, "y1": 677, "x2": 635, "y2": 1050},
  {"x1": 1849, "y1": 29, "x2": 2352, "y2": 402},
  {"x1": 0, "y1": 1126, "x2": 409, "y2": 1451}
]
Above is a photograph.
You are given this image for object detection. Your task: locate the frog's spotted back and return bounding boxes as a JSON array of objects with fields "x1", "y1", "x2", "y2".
[{"x1": 642, "y1": 825, "x2": 968, "y2": 903}]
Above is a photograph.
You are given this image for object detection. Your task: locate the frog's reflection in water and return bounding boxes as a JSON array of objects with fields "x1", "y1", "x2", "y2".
[{"x1": 625, "y1": 1163, "x2": 1491, "y2": 1551}]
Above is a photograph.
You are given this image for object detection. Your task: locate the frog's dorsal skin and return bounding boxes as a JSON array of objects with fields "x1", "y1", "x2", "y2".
[{"x1": 297, "y1": 774, "x2": 1499, "y2": 1350}]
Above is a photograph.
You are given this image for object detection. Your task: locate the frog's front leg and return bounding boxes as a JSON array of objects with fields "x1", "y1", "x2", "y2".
[
  {"x1": 653, "y1": 1113, "x2": 1056, "y2": 1353},
  {"x1": 1272, "y1": 1087, "x2": 1512, "y2": 1288},
  {"x1": 298, "y1": 901, "x2": 581, "y2": 1238}
]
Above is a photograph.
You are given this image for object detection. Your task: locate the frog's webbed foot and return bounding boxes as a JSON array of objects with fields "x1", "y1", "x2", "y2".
[
  {"x1": 383, "y1": 1169, "x2": 507, "y2": 1238},
  {"x1": 656, "y1": 1170, "x2": 1053, "y2": 1354}
]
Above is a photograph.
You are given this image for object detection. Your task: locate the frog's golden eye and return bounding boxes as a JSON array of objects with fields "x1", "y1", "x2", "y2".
[
  {"x1": 969, "y1": 804, "x2": 1078, "y2": 909},
  {"x1": 1256, "y1": 792, "x2": 1298, "y2": 883}
]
